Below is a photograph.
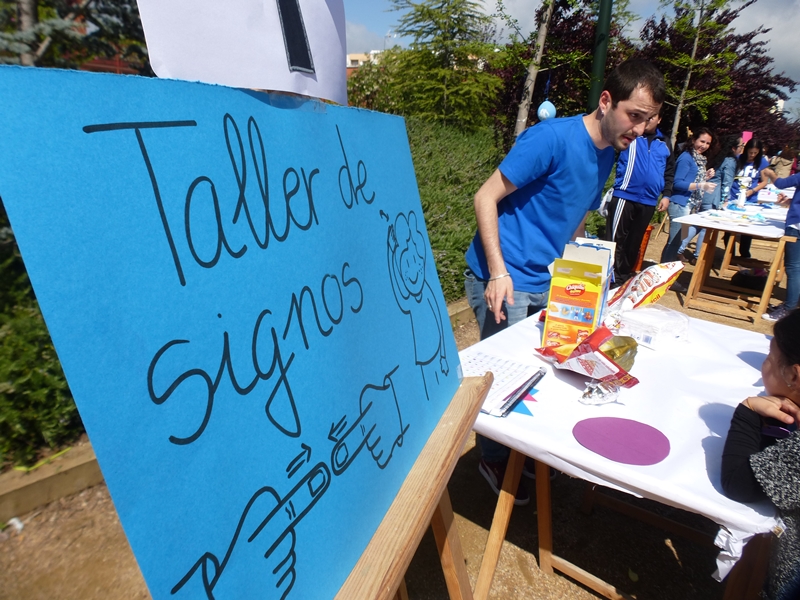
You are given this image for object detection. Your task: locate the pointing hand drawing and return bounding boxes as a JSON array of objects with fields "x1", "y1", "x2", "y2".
[
  {"x1": 331, "y1": 368, "x2": 408, "y2": 475},
  {"x1": 172, "y1": 463, "x2": 330, "y2": 599}
]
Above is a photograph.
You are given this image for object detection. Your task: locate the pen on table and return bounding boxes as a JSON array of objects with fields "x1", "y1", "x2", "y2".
[{"x1": 497, "y1": 367, "x2": 547, "y2": 417}]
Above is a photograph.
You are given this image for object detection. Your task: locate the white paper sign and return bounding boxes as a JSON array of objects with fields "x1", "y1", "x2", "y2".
[{"x1": 137, "y1": 0, "x2": 347, "y2": 105}]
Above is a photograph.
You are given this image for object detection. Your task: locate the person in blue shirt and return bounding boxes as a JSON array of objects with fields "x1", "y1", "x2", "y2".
[
  {"x1": 660, "y1": 128, "x2": 717, "y2": 276},
  {"x1": 760, "y1": 167, "x2": 800, "y2": 322},
  {"x1": 605, "y1": 111, "x2": 675, "y2": 284},
  {"x1": 677, "y1": 134, "x2": 742, "y2": 263},
  {"x1": 729, "y1": 138, "x2": 770, "y2": 258},
  {"x1": 464, "y1": 59, "x2": 665, "y2": 505}
]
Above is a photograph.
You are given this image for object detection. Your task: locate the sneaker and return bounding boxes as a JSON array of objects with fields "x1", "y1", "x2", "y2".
[
  {"x1": 478, "y1": 459, "x2": 530, "y2": 506},
  {"x1": 670, "y1": 281, "x2": 688, "y2": 294},
  {"x1": 521, "y1": 458, "x2": 558, "y2": 481},
  {"x1": 762, "y1": 304, "x2": 791, "y2": 322},
  {"x1": 681, "y1": 249, "x2": 697, "y2": 266}
]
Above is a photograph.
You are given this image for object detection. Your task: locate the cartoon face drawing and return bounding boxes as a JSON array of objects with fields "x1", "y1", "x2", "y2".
[{"x1": 392, "y1": 213, "x2": 427, "y2": 298}]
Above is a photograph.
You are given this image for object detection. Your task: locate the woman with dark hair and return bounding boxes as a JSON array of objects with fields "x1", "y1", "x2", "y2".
[
  {"x1": 722, "y1": 308, "x2": 800, "y2": 599},
  {"x1": 678, "y1": 134, "x2": 742, "y2": 263},
  {"x1": 729, "y1": 138, "x2": 770, "y2": 258},
  {"x1": 660, "y1": 128, "x2": 716, "y2": 277}
]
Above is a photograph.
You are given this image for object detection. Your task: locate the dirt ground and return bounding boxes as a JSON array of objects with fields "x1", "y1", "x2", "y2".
[{"x1": 0, "y1": 227, "x2": 784, "y2": 599}]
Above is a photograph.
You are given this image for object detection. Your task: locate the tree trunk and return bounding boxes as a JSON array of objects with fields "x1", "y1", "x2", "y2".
[
  {"x1": 514, "y1": 0, "x2": 555, "y2": 137},
  {"x1": 17, "y1": 0, "x2": 38, "y2": 66},
  {"x1": 670, "y1": 0, "x2": 705, "y2": 148}
]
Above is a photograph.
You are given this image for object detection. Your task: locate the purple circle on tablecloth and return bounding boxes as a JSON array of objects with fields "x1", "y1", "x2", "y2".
[{"x1": 572, "y1": 417, "x2": 670, "y2": 465}]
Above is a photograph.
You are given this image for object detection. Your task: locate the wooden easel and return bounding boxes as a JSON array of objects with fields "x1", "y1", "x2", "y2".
[{"x1": 335, "y1": 374, "x2": 493, "y2": 600}]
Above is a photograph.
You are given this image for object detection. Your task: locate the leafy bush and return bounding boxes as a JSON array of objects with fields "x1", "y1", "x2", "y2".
[
  {"x1": 0, "y1": 304, "x2": 80, "y2": 466},
  {"x1": 0, "y1": 202, "x2": 80, "y2": 467},
  {"x1": 406, "y1": 117, "x2": 502, "y2": 302}
]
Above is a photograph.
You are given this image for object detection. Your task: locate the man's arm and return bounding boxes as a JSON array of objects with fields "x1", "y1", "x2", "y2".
[
  {"x1": 657, "y1": 138, "x2": 675, "y2": 212},
  {"x1": 661, "y1": 138, "x2": 676, "y2": 198},
  {"x1": 474, "y1": 169, "x2": 518, "y2": 324}
]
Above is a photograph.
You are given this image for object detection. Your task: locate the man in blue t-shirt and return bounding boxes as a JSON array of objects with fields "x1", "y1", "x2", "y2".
[{"x1": 465, "y1": 58, "x2": 665, "y2": 505}]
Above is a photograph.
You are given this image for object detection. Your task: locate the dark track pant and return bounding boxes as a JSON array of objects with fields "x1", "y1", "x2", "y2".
[{"x1": 604, "y1": 197, "x2": 656, "y2": 283}]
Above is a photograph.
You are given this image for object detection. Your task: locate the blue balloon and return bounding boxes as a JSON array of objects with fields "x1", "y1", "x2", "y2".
[{"x1": 537, "y1": 100, "x2": 556, "y2": 121}]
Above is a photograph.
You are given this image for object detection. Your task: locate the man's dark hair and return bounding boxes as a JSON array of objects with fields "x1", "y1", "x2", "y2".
[{"x1": 603, "y1": 58, "x2": 665, "y2": 106}]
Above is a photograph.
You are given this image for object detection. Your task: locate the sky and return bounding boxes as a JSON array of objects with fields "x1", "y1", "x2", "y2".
[{"x1": 342, "y1": 0, "x2": 800, "y2": 116}]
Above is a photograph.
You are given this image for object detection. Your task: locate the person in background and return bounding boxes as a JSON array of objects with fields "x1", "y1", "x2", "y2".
[
  {"x1": 721, "y1": 308, "x2": 800, "y2": 599},
  {"x1": 728, "y1": 138, "x2": 770, "y2": 259},
  {"x1": 759, "y1": 166, "x2": 800, "y2": 322},
  {"x1": 659, "y1": 127, "x2": 716, "y2": 291},
  {"x1": 771, "y1": 145, "x2": 797, "y2": 179},
  {"x1": 677, "y1": 134, "x2": 741, "y2": 264},
  {"x1": 605, "y1": 110, "x2": 675, "y2": 285},
  {"x1": 464, "y1": 59, "x2": 664, "y2": 505}
]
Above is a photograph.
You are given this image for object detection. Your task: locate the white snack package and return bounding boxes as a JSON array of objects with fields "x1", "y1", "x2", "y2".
[{"x1": 617, "y1": 305, "x2": 689, "y2": 349}]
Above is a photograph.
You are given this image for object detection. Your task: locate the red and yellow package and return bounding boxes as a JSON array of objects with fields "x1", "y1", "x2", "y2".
[
  {"x1": 542, "y1": 258, "x2": 604, "y2": 350},
  {"x1": 536, "y1": 326, "x2": 639, "y2": 389}
]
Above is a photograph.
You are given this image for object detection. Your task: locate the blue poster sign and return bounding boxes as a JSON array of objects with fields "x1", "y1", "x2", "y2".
[{"x1": 0, "y1": 66, "x2": 460, "y2": 599}]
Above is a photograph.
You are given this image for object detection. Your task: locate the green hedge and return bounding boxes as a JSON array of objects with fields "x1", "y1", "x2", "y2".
[
  {"x1": 0, "y1": 304, "x2": 79, "y2": 466},
  {"x1": 406, "y1": 117, "x2": 502, "y2": 302},
  {"x1": 0, "y1": 202, "x2": 81, "y2": 466}
]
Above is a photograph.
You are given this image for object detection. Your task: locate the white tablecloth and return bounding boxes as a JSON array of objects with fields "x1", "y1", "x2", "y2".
[
  {"x1": 460, "y1": 315, "x2": 778, "y2": 577},
  {"x1": 675, "y1": 205, "x2": 787, "y2": 237}
]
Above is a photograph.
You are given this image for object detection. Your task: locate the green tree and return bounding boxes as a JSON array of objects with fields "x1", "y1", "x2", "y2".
[
  {"x1": 490, "y1": 0, "x2": 634, "y2": 151},
  {"x1": 385, "y1": 0, "x2": 502, "y2": 128},
  {"x1": 651, "y1": 0, "x2": 736, "y2": 147},
  {"x1": 639, "y1": 0, "x2": 797, "y2": 148},
  {"x1": 0, "y1": 0, "x2": 150, "y2": 73},
  {"x1": 348, "y1": 48, "x2": 403, "y2": 112}
]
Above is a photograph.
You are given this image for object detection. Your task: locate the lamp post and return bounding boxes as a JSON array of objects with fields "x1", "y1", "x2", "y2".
[{"x1": 587, "y1": 0, "x2": 613, "y2": 112}]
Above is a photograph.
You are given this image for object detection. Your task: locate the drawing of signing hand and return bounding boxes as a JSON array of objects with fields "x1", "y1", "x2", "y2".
[
  {"x1": 331, "y1": 368, "x2": 409, "y2": 475},
  {"x1": 171, "y1": 464, "x2": 330, "y2": 600}
]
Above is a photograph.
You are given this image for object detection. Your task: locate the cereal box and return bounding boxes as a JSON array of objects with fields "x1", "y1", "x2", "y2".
[{"x1": 542, "y1": 241, "x2": 613, "y2": 350}]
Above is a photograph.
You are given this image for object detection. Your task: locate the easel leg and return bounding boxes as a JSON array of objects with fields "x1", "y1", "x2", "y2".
[
  {"x1": 431, "y1": 489, "x2": 474, "y2": 600},
  {"x1": 473, "y1": 449, "x2": 524, "y2": 600},
  {"x1": 535, "y1": 459, "x2": 554, "y2": 574}
]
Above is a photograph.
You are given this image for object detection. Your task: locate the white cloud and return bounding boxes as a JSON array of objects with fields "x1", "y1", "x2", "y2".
[
  {"x1": 734, "y1": 0, "x2": 800, "y2": 109},
  {"x1": 345, "y1": 21, "x2": 386, "y2": 54}
]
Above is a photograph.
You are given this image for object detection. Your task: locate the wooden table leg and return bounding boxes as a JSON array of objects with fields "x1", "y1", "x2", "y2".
[
  {"x1": 721, "y1": 533, "x2": 772, "y2": 600},
  {"x1": 757, "y1": 236, "x2": 788, "y2": 317},
  {"x1": 392, "y1": 578, "x2": 409, "y2": 600},
  {"x1": 473, "y1": 449, "x2": 524, "y2": 600},
  {"x1": 686, "y1": 228, "x2": 718, "y2": 305},
  {"x1": 757, "y1": 236, "x2": 796, "y2": 318},
  {"x1": 720, "y1": 231, "x2": 737, "y2": 275},
  {"x1": 535, "y1": 459, "x2": 554, "y2": 574},
  {"x1": 431, "y1": 489, "x2": 474, "y2": 600}
]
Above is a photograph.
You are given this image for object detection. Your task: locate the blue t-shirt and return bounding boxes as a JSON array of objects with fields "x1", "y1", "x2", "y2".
[
  {"x1": 729, "y1": 156, "x2": 770, "y2": 202},
  {"x1": 465, "y1": 115, "x2": 615, "y2": 293}
]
